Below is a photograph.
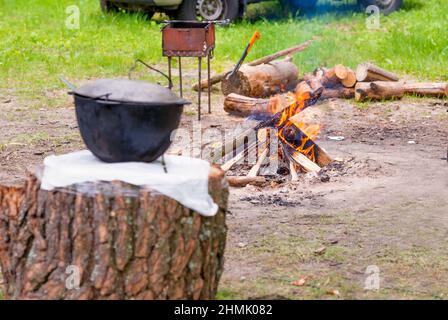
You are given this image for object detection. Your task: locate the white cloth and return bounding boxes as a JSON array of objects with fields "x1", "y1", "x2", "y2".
[{"x1": 40, "y1": 150, "x2": 218, "y2": 217}]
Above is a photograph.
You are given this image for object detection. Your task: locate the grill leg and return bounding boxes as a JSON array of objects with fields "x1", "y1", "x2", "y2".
[
  {"x1": 167, "y1": 57, "x2": 172, "y2": 90},
  {"x1": 198, "y1": 57, "x2": 202, "y2": 121},
  {"x1": 207, "y1": 53, "x2": 211, "y2": 114},
  {"x1": 178, "y1": 57, "x2": 183, "y2": 97}
]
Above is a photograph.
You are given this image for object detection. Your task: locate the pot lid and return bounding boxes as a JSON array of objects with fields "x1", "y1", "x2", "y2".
[{"x1": 74, "y1": 79, "x2": 190, "y2": 105}]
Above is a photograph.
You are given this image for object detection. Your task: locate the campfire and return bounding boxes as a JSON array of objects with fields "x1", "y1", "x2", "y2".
[{"x1": 210, "y1": 83, "x2": 332, "y2": 187}]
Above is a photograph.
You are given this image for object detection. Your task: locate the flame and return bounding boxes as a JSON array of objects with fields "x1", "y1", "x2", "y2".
[{"x1": 273, "y1": 89, "x2": 321, "y2": 163}]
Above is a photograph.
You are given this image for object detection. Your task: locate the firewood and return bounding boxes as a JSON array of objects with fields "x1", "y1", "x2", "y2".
[
  {"x1": 290, "y1": 150, "x2": 321, "y2": 173},
  {"x1": 223, "y1": 94, "x2": 270, "y2": 117},
  {"x1": 320, "y1": 67, "x2": 340, "y2": 88},
  {"x1": 192, "y1": 40, "x2": 313, "y2": 91},
  {"x1": 403, "y1": 82, "x2": 448, "y2": 97},
  {"x1": 227, "y1": 176, "x2": 266, "y2": 188},
  {"x1": 289, "y1": 161, "x2": 299, "y2": 181},
  {"x1": 221, "y1": 149, "x2": 247, "y2": 171},
  {"x1": 360, "y1": 81, "x2": 448, "y2": 100},
  {"x1": 355, "y1": 82, "x2": 404, "y2": 101},
  {"x1": 208, "y1": 127, "x2": 257, "y2": 163},
  {"x1": 0, "y1": 168, "x2": 228, "y2": 300},
  {"x1": 321, "y1": 87, "x2": 355, "y2": 99},
  {"x1": 221, "y1": 58, "x2": 299, "y2": 98},
  {"x1": 356, "y1": 62, "x2": 399, "y2": 82},
  {"x1": 334, "y1": 64, "x2": 357, "y2": 88},
  {"x1": 247, "y1": 146, "x2": 268, "y2": 177}
]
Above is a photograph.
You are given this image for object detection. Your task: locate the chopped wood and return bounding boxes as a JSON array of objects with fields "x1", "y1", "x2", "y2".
[
  {"x1": 334, "y1": 64, "x2": 349, "y2": 80},
  {"x1": 208, "y1": 127, "x2": 257, "y2": 162},
  {"x1": 355, "y1": 82, "x2": 404, "y2": 101},
  {"x1": 403, "y1": 82, "x2": 448, "y2": 97},
  {"x1": 221, "y1": 148, "x2": 247, "y2": 171},
  {"x1": 192, "y1": 40, "x2": 313, "y2": 91},
  {"x1": 356, "y1": 62, "x2": 399, "y2": 82},
  {"x1": 227, "y1": 176, "x2": 267, "y2": 188},
  {"x1": 289, "y1": 160, "x2": 299, "y2": 181},
  {"x1": 334, "y1": 64, "x2": 357, "y2": 88},
  {"x1": 223, "y1": 93, "x2": 270, "y2": 117},
  {"x1": 315, "y1": 145, "x2": 333, "y2": 167},
  {"x1": 290, "y1": 150, "x2": 321, "y2": 173},
  {"x1": 320, "y1": 67, "x2": 340, "y2": 88},
  {"x1": 247, "y1": 146, "x2": 268, "y2": 177},
  {"x1": 354, "y1": 81, "x2": 447, "y2": 101},
  {"x1": 321, "y1": 86, "x2": 355, "y2": 99},
  {"x1": 221, "y1": 58, "x2": 299, "y2": 97}
]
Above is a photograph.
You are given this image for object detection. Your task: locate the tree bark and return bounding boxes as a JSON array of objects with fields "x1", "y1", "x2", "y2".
[
  {"x1": 221, "y1": 58, "x2": 299, "y2": 98},
  {"x1": 0, "y1": 167, "x2": 228, "y2": 300}
]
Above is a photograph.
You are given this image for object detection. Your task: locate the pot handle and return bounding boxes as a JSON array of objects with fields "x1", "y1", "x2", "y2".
[{"x1": 128, "y1": 59, "x2": 173, "y2": 89}]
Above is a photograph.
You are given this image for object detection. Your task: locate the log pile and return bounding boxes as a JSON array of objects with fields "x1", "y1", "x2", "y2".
[
  {"x1": 223, "y1": 61, "x2": 448, "y2": 116},
  {"x1": 0, "y1": 167, "x2": 228, "y2": 300}
]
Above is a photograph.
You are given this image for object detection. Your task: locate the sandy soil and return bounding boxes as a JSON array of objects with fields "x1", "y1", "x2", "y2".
[{"x1": 1, "y1": 86, "x2": 447, "y2": 299}]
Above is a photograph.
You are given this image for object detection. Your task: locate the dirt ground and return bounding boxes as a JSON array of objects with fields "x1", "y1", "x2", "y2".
[{"x1": 1, "y1": 85, "x2": 447, "y2": 299}]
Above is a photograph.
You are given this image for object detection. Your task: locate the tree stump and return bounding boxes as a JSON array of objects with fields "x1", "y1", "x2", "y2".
[
  {"x1": 0, "y1": 166, "x2": 228, "y2": 300},
  {"x1": 221, "y1": 58, "x2": 299, "y2": 98}
]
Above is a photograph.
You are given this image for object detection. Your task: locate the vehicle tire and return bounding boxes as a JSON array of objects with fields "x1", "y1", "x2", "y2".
[
  {"x1": 175, "y1": 0, "x2": 239, "y2": 21},
  {"x1": 100, "y1": 0, "x2": 119, "y2": 13},
  {"x1": 360, "y1": 0, "x2": 403, "y2": 15},
  {"x1": 279, "y1": 0, "x2": 318, "y2": 15}
]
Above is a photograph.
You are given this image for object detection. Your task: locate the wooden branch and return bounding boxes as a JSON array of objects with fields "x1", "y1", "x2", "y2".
[
  {"x1": 356, "y1": 62, "x2": 399, "y2": 82},
  {"x1": 221, "y1": 58, "x2": 299, "y2": 97},
  {"x1": 192, "y1": 40, "x2": 313, "y2": 91},
  {"x1": 227, "y1": 176, "x2": 266, "y2": 188}
]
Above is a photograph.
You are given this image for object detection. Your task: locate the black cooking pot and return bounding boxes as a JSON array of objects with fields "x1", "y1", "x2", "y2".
[{"x1": 69, "y1": 76, "x2": 190, "y2": 163}]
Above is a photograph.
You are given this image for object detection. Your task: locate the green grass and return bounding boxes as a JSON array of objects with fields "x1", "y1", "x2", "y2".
[{"x1": 0, "y1": 0, "x2": 447, "y2": 105}]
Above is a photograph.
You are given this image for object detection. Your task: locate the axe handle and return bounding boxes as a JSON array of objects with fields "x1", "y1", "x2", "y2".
[{"x1": 228, "y1": 31, "x2": 261, "y2": 79}]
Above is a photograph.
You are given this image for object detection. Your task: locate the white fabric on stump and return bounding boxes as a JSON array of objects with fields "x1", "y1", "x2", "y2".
[{"x1": 40, "y1": 150, "x2": 218, "y2": 217}]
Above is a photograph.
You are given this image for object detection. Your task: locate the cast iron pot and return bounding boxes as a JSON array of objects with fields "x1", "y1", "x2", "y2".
[{"x1": 70, "y1": 78, "x2": 190, "y2": 163}]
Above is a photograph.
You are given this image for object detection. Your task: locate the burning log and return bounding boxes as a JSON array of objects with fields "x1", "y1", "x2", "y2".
[
  {"x1": 356, "y1": 62, "x2": 399, "y2": 82},
  {"x1": 221, "y1": 57, "x2": 299, "y2": 98},
  {"x1": 0, "y1": 169, "x2": 228, "y2": 300},
  {"x1": 192, "y1": 40, "x2": 313, "y2": 91}
]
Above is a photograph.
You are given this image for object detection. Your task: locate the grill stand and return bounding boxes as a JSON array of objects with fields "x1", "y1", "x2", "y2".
[
  {"x1": 166, "y1": 54, "x2": 212, "y2": 121},
  {"x1": 162, "y1": 20, "x2": 216, "y2": 121}
]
